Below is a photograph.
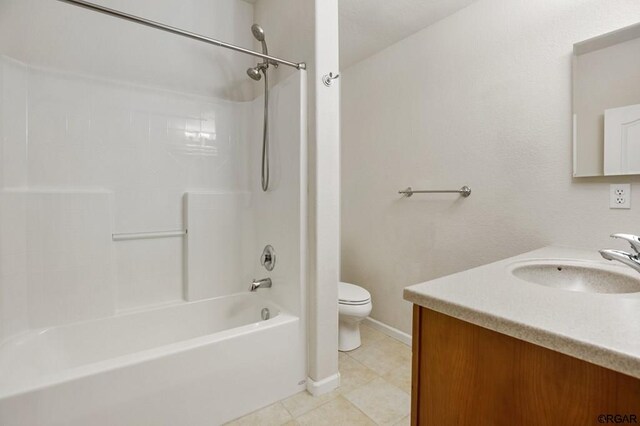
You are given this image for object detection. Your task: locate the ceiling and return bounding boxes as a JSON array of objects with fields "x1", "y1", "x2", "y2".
[{"x1": 339, "y1": 0, "x2": 476, "y2": 68}]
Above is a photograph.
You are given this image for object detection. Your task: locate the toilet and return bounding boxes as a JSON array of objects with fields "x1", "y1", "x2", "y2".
[{"x1": 338, "y1": 282, "x2": 373, "y2": 352}]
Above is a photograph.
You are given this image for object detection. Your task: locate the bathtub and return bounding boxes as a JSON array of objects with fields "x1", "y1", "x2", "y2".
[{"x1": 0, "y1": 293, "x2": 306, "y2": 425}]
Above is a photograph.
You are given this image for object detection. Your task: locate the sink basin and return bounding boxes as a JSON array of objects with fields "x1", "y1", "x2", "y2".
[{"x1": 509, "y1": 260, "x2": 640, "y2": 294}]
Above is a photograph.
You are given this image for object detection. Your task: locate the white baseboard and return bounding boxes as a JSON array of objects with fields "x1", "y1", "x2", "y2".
[
  {"x1": 363, "y1": 317, "x2": 412, "y2": 346},
  {"x1": 306, "y1": 373, "x2": 340, "y2": 396}
]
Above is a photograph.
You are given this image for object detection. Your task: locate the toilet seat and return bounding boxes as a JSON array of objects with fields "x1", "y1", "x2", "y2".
[{"x1": 339, "y1": 282, "x2": 371, "y2": 306}]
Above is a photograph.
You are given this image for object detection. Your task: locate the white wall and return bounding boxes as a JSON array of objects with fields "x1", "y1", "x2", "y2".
[
  {"x1": 310, "y1": 0, "x2": 340, "y2": 394},
  {"x1": 0, "y1": 0, "x2": 255, "y2": 101},
  {"x1": 341, "y1": 0, "x2": 640, "y2": 334},
  {"x1": 253, "y1": 0, "x2": 314, "y2": 91},
  {"x1": 254, "y1": 0, "x2": 340, "y2": 394}
]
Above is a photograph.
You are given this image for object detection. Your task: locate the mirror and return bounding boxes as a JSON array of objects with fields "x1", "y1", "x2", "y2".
[{"x1": 573, "y1": 22, "x2": 640, "y2": 177}]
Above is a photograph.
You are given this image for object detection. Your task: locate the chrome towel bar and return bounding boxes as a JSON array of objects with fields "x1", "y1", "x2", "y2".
[
  {"x1": 399, "y1": 186, "x2": 471, "y2": 198},
  {"x1": 112, "y1": 230, "x2": 187, "y2": 241}
]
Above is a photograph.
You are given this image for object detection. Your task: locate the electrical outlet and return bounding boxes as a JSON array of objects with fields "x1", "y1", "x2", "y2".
[{"x1": 610, "y1": 184, "x2": 631, "y2": 209}]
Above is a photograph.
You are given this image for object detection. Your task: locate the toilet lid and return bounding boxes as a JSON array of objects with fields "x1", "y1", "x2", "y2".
[{"x1": 339, "y1": 282, "x2": 371, "y2": 305}]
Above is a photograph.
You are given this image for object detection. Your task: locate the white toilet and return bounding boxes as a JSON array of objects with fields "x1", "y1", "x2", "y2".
[{"x1": 338, "y1": 282, "x2": 373, "y2": 352}]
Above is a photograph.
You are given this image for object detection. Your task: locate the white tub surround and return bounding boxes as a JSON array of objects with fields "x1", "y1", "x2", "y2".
[
  {"x1": 404, "y1": 246, "x2": 640, "y2": 379},
  {"x1": 0, "y1": 45, "x2": 308, "y2": 424},
  {"x1": 185, "y1": 191, "x2": 253, "y2": 301},
  {"x1": 0, "y1": 293, "x2": 305, "y2": 425}
]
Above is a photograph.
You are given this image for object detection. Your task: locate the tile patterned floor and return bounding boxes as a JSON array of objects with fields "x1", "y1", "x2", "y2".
[{"x1": 226, "y1": 325, "x2": 412, "y2": 426}]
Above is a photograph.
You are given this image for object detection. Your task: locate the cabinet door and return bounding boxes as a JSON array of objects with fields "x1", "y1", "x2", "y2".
[{"x1": 412, "y1": 306, "x2": 640, "y2": 425}]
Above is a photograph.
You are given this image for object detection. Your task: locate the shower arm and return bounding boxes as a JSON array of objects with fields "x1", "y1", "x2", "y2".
[{"x1": 55, "y1": 0, "x2": 306, "y2": 70}]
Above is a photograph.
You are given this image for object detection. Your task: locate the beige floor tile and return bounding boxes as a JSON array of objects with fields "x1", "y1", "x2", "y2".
[
  {"x1": 359, "y1": 324, "x2": 386, "y2": 348},
  {"x1": 393, "y1": 415, "x2": 411, "y2": 426},
  {"x1": 225, "y1": 402, "x2": 293, "y2": 426},
  {"x1": 344, "y1": 377, "x2": 410, "y2": 426},
  {"x1": 338, "y1": 351, "x2": 379, "y2": 393},
  {"x1": 281, "y1": 389, "x2": 340, "y2": 418},
  {"x1": 295, "y1": 396, "x2": 376, "y2": 426},
  {"x1": 348, "y1": 336, "x2": 412, "y2": 375},
  {"x1": 382, "y1": 362, "x2": 412, "y2": 395},
  {"x1": 260, "y1": 330, "x2": 413, "y2": 426}
]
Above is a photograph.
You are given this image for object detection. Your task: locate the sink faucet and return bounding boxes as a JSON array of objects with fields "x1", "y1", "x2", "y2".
[
  {"x1": 599, "y1": 233, "x2": 640, "y2": 273},
  {"x1": 250, "y1": 277, "x2": 272, "y2": 292}
]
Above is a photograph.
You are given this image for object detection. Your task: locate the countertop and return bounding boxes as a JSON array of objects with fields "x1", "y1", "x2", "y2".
[{"x1": 403, "y1": 246, "x2": 640, "y2": 379}]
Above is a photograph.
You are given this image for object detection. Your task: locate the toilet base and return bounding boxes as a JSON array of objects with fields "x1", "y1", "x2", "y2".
[{"x1": 338, "y1": 317, "x2": 363, "y2": 352}]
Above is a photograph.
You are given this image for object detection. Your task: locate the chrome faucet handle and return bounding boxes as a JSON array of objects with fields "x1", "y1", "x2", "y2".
[
  {"x1": 600, "y1": 249, "x2": 640, "y2": 274},
  {"x1": 610, "y1": 234, "x2": 640, "y2": 255},
  {"x1": 261, "y1": 245, "x2": 276, "y2": 271}
]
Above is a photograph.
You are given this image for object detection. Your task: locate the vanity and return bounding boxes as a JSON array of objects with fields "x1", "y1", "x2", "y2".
[{"x1": 404, "y1": 246, "x2": 640, "y2": 425}]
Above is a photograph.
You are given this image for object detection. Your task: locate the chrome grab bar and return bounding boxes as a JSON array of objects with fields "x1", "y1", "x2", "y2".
[
  {"x1": 399, "y1": 186, "x2": 471, "y2": 198},
  {"x1": 112, "y1": 230, "x2": 186, "y2": 241}
]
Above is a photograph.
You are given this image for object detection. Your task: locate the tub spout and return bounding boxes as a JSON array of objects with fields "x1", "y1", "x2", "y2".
[{"x1": 250, "y1": 278, "x2": 272, "y2": 292}]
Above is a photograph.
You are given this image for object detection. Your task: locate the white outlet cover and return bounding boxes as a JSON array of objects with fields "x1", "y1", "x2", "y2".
[{"x1": 610, "y1": 184, "x2": 631, "y2": 209}]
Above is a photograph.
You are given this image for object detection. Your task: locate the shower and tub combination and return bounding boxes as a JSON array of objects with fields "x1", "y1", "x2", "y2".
[{"x1": 0, "y1": 1, "x2": 307, "y2": 425}]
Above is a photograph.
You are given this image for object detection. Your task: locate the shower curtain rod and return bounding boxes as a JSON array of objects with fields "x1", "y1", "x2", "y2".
[{"x1": 56, "y1": 0, "x2": 306, "y2": 70}]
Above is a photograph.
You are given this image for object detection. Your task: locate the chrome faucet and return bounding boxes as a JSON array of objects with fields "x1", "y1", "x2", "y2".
[
  {"x1": 599, "y1": 233, "x2": 640, "y2": 273},
  {"x1": 250, "y1": 277, "x2": 272, "y2": 292}
]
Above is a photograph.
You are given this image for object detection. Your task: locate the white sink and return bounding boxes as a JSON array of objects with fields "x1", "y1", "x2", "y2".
[{"x1": 509, "y1": 259, "x2": 640, "y2": 294}]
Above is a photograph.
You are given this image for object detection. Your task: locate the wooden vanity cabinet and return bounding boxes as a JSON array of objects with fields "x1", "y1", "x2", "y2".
[{"x1": 411, "y1": 306, "x2": 640, "y2": 426}]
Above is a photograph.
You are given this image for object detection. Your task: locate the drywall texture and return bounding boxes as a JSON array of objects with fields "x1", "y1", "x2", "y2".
[
  {"x1": 341, "y1": 0, "x2": 640, "y2": 334},
  {"x1": 339, "y1": 0, "x2": 476, "y2": 68},
  {"x1": 0, "y1": 0, "x2": 255, "y2": 100},
  {"x1": 253, "y1": 0, "x2": 314, "y2": 91}
]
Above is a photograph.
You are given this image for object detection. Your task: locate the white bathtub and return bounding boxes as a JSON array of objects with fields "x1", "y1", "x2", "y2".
[{"x1": 0, "y1": 293, "x2": 306, "y2": 425}]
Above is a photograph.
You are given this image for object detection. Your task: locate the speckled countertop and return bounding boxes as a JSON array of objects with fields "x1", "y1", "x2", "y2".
[{"x1": 403, "y1": 246, "x2": 640, "y2": 379}]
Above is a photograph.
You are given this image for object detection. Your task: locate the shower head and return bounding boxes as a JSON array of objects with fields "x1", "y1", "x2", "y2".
[
  {"x1": 247, "y1": 24, "x2": 269, "y2": 82},
  {"x1": 251, "y1": 24, "x2": 265, "y2": 42},
  {"x1": 251, "y1": 24, "x2": 269, "y2": 58},
  {"x1": 247, "y1": 66, "x2": 263, "y2": 81}
]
